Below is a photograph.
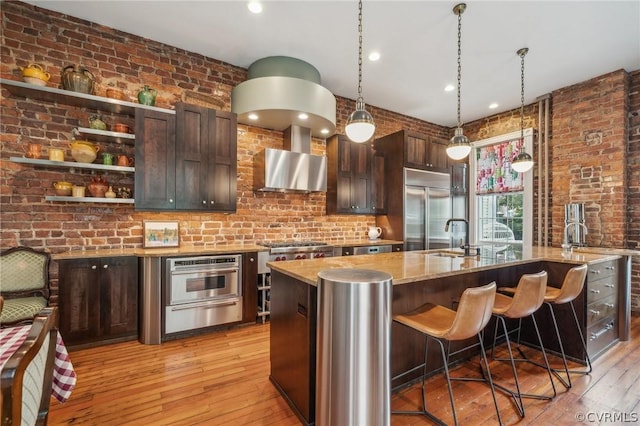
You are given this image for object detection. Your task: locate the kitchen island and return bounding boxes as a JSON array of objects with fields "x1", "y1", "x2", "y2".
[{"x1": 268, "y1": 247, "x2": 628, "y2": 426}]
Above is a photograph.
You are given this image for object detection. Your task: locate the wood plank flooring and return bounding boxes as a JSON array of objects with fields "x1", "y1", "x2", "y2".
[{"x1": 49, "y1": 315, "x2": 640, "y2": 425}]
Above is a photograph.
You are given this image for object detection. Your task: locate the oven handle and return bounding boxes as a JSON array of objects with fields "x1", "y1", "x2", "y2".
[
  {"x1": 171, "y1": 268, "x2": 239, "y2": 275},
  {"x1": 170, "y1": 299, "x2": 239, "y2": 311}
]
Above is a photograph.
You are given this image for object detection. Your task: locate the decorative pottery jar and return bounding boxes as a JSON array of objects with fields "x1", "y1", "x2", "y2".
[
  {"x1": 137, "y1": 85, "x2": 157, "y2": 106},
  {"x1": 89, "y1": 114, "x2": 107, "y2": 131},
  {"x1": 105, "y1": 186, "x2": 117, "y2": 198},
  {"x1": 61, "y1": 65, "x2": 95, "y2": 94},
  {"x1": 87, "y1": 175, "x2": 109, "y2": 198},
  {"x1": 21, "y1": 64, "x2": 50, "y2": 86},
  {"x1": 53, "y1": 181, "x2": 73, "y2": 196},
  {"x1": 69, "y1": 141, "x2": 100, "y2": 163}
]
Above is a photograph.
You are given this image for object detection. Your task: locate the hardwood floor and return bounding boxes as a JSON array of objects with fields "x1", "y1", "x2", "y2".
[{"x1": 49, "y1": 315, "x2": 640, "y2": 425}]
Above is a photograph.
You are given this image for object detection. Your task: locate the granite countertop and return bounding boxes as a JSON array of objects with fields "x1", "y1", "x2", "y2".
[
  {"x1": 50, "y1": 240, "x2": 404, "y2": 260},
  {"x1": 51, "y1": 244, "x2": 269, "y2": 260},
  {"x1": 331, "y1": 239, "x2": 404, "y2": 248},
  {"x1": 573, "y1": 247, "x2": 640, "y2": 256},
  {"x1": 267, "y1": 246, "x2": 622, "y2": 286}
]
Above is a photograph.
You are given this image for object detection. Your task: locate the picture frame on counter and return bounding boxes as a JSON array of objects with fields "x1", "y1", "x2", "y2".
[{"x1": 143, "y1": 220, "x2": 180, "y2": 248}]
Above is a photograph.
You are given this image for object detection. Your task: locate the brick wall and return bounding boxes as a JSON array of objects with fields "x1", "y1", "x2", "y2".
[
  {"x1": 551, "y1": 70, "x2": 628, "y2": 248},
  {"x1": 0, "y1": 1, "x2": 446, "y2": 254},
  {"x1": 628, "y1": 70, "x2": 640, "y2": 310},
  {"x1": 464, "y1": 70, "x2": 639, "y2": 312}
]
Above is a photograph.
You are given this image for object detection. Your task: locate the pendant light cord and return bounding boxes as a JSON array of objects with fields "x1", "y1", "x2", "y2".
[
  {"x1": 456, "y1": 7, "x2": 463, "y2": 128},
  {"x1": 356, "y1": 0, "x2": 364, "y2": 108},
  {"x1": 519, "y1": 48, "x2": 528, "y2": 142}
]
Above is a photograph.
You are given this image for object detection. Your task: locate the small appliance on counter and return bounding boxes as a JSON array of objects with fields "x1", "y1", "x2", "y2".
[{"x1": 565, "y1": 203, "x2": 587, "y2": 247}]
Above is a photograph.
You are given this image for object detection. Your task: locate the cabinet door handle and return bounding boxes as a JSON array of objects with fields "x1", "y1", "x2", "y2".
[
  {"x1": 103, "y1": 264, "x2": 109, "y2": 269},
  {"x1": 91, "y1": 265, "x2": 97, "y2": 270},
  {"x1": 589, "y1": 309, "x2": 600, "y2": 315},
  {"x1": 169, "y1": 198, "x2": 174, "y2": 203},
  {"x1": 250, "y1": 257, "x2": 254, "y2": 262},
  {"x1": 605, "y1": 265, "x2": 615, "y2": 270},
  {"x1": 604, "y1": 283, "x2": 615, "y2": 288},
  {"x1": 605, "y1": 303, "x2": 614, "y2": 308},
  {"x1": 590, "y1": 289, "x2": 600, "y2": 294},
  {"x1": 210, "y1": 201, "x2": 215, "y2": 205},
  {"x1": 202, "y1": 200, "x2": 207, "y2": 205},
  {"x1": 590, "y1": 269, "x2": 601, "y2": 274}
]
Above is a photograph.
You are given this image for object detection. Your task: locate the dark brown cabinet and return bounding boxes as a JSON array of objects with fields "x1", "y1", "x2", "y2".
[
  {"x1": 242, "y1": 252, "x2": 258, "y2": 323},
  {"x1": 135, "y1": 103, "x2": 237, "y2": 211},
  {"x1": 327, "y1": 134, "x2": 382, "y2": 214},
  {"x1": 376, "y1": 130, "x2": 450, "y2": 172},
  {"x1": 135, "y1": 109, "x2": 177, "y2": 210},
  {"x1": 58, "y1": 256, "x2": 138, "y2": 348}
]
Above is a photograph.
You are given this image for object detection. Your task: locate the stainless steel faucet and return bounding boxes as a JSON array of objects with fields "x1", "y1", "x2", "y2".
[
  {"x1": 564, "y1": 222, "x2": 588, "y2": 247},
  {"x1": 445, "y1": 218, "x2": 470, "y2": 256}
]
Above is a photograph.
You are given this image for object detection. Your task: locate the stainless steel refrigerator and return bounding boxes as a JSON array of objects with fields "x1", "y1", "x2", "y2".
[{"x1": 404, "y1": 169, "x2": 452, "y2": 251}]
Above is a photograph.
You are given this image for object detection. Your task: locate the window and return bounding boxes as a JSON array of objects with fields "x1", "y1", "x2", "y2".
[{"x1": 469, "y1": 129, "x2": 534, "y2": 257}]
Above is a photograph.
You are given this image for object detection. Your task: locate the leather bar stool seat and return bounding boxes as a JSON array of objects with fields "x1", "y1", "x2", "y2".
[
  {"x1": 392, "y1": 282, "x2": 503, "y2": 425},
  {"x1": 490, "y1": 271, "x2": 557, "y2": 418},
  {"x1": 499, "y1": 264, "x2": 591, "y2": 389}
]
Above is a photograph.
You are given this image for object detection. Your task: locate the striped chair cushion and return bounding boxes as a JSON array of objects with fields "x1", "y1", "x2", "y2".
[{"x1": 0, "y1": 297, "x2": 47, "y2": 324}]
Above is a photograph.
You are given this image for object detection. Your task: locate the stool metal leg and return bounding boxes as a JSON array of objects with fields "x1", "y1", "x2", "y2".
[
  {"x1": 522, "y1": 301, "x2": 593, "y2": 389},
  {"x1": 392, "y1": 335, "x2": 457, "y2": 425},
  {"x1": 489, "y1": 314, "x2": 557, "y2": 417}
]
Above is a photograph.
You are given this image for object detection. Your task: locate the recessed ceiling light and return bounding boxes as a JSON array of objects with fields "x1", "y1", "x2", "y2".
[
  {"x1": 247, "y1": 1, "x2": 262, "y2": 14},
  {"x1": 248, "y1": 113, "x2": 259, "y2": 120},
  {"x1": 321, "y1": 128, "x2": 329, "y2": 135},
  {"x1": 368, "y1": 51, "x2": 380, "y2": 61},
  {"x1": 444, "y1": 84, "x2": 455, "y2": 92},
  {"x1": 298, "y1": 113, "x2": 309, "y2": 120},
  {"x1": 489, "y1": 103, "x2": 499, "y2": 109}
]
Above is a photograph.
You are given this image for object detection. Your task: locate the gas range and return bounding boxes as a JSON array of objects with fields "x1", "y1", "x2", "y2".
[{"x1": 258, "y1": 241, "x2": 334, "y2": 271}]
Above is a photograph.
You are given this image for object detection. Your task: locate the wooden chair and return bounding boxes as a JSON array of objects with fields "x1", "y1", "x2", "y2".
[
  {"x1": 0, "y1": 247, "x2": 50, "y2": 326},
  {"x1": 1, "y1": 307, "x2": 58, "y2": 426}
]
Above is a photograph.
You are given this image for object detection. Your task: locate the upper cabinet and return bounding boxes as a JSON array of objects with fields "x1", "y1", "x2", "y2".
[
  {"x1": 326, "y1": 134, "x2": 383, "y2": 214},
  {"x1": 375, "y1": 130, "x2": 450, "y2": 172},
  {"x1": 135, "y1": 103, "x2": 237, "y2": 212},
  {"x1": 134, "y1": 109, "x2": 176, "y2": 210}
]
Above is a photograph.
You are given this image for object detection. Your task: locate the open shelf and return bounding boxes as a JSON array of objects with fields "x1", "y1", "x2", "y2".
[
  {"x1": 75, "y1": 127, "x2": 135, "y2": 144},
  {"x1": 10, "y1": 157, "x2": 135, "y2": 173},
  {"x1": 45, "y1": 195, "x2": 134, "y2": 204},
  {"x1": 0, "y1": 78, "x2": 174, "y2": 115}
]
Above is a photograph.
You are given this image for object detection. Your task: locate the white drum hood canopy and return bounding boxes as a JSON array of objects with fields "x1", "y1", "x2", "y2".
[{"x1": 231, "y1": 56, "x2": 336, "y2": 138}]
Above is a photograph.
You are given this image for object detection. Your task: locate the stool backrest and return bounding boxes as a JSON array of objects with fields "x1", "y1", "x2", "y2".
[
  {"x1": 553, "y1": 264, "x2": 588, "y2": 304},
  {"x1": 507, "y1": 271, "x2": 548, "y2": 318},
  {"x1": 445, "y1": 281, "x2": 496, "y2": 341}
]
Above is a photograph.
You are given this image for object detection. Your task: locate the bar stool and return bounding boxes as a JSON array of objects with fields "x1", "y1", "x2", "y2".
[
  {"x1": 500, "y1": 264, "x2": 591, "y2": 389},
  {"x1": 490, "y1": 271, "x2": 556, "y2": 418},
  {"x1": 392, "y1": 282, "x2": 503, "y2": 426}
]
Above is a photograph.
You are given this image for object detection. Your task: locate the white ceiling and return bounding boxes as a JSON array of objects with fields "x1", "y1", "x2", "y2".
[{"x1": 25, "y1": 0, "x2": 640, "y2": 127}]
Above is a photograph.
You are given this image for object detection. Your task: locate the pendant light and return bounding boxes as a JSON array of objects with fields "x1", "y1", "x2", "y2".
[
  {"x1": 511, "y1": 47, "x2": 534, "y2": 173},
  {"x1": 345, "y1": 0, "x2": 375, "y2": 143},
  {"x1": 446, "y1": 3, "x2": 471, "y2": 161}
]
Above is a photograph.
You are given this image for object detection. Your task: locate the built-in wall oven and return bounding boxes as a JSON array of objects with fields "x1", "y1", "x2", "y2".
[{"x1": 165, "y1": 255, "x2": 242, "y2": 334}]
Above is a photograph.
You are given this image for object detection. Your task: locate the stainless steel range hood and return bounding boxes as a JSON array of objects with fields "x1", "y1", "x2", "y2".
[{"x1": 254, "y1": 125, "x2": 327, "y2": 193}]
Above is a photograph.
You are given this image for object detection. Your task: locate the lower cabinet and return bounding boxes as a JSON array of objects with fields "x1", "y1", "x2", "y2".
[
  {"x1": 585, "y1": 259, "x2": 619, "y2": 358},
  {"x1": 58, "y1": 256, "x2": 138, "y2": 348},
  {"x1": 242, "y1": 252, "x2": 258, "y2": 323}
]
